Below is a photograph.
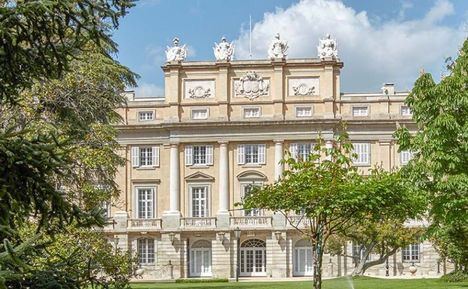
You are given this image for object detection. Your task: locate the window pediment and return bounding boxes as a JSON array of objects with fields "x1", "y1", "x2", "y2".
[
  {"x1": 185, "y1": 172, "x2": 215, "y2": 182},
  {"x1": 237, "y1": 170, "x2": 267, "y2": 182}
]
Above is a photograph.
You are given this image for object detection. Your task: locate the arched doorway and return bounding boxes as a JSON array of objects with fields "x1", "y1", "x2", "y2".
[
  {"x1": 294, "y1": 239, "x2": 313, "y2": 276},
  {"x1": 240, "y1": 239, "x2": 266, "y2": 276},
  {"x1": 190, "y1": 240, "x2": 212, "y2": 277}
]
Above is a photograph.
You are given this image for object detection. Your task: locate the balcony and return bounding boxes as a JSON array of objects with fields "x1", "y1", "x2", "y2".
[
  {"x1": 230, "y1": 216, "x2": 272, "y2": 228},
  {"x1": 286, "y1": 215, "x2": 311, "y2": 228},
  {"x1": 127, "y1": 218, "x2": 162, "y2": 231},
  {"x1": 181, "y1": 217, "x2": 217, "y2": 229}
]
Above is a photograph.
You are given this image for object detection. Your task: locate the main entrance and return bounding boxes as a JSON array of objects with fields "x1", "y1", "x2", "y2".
[{"x1": 240, "y1": 239, "x2": 266, "y2": 276}]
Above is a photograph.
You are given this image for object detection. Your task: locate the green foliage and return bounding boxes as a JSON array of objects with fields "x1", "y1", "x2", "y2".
[
  {"x1": 395, "y1": 39, "x2": 468, "y2": 271},
  {"x1": 441, "y1": 271, "x2": 468, "y2": 283},
  {"x1": 0, "y1": 0, "x2": 136, "y2": 103},
  {"x1": 243, "y1": 128, "x2": 422, "y2": 289},
  {"x1": 0, "y1": 39, "x2": 136, "y2": 289}
]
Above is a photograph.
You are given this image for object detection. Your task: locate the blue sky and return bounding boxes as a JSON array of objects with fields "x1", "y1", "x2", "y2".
[{"x1": 113, "y1": 0, "x2": 467, "y2": 96}]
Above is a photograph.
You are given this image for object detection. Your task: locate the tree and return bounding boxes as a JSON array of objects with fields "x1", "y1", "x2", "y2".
[
  {"x1": 395, "y1": 39, "x2": 468, "y2": 272},
  {"x1": 0, "y1": 0, "x2": 135, "y2": 103},
  {"x1": 328, "y1": 218, "x2": 424, "y2": 276},
  {"x1": 243, "y1": 130, "x2": 421, "y2": 289},
  {"x1": 0, "y1": 46, "x2": 137, "y2": 287}
]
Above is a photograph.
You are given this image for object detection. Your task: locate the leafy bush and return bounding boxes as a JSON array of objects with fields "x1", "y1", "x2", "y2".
[{"x1": 441, "y1": 271, "x2": 468, "y2": 282}]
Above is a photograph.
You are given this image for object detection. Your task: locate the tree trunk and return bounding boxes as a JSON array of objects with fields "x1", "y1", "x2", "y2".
[
  {"x1": 352, "y1": 247, "x2": 398, "y2": 275},
  {"x1": 312, "y1": 241, "x2": 325, "y2": 289}
]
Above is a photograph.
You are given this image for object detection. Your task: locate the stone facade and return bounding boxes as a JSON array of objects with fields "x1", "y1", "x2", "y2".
[{"x1": 106, "y1": 56, "x2": 450, "y2": 280}]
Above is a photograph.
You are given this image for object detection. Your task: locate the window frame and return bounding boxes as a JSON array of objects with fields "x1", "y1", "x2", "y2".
[
  {"x1": 402, "y1": 243, "x2": 421, "y2": 263},
  {"x1": 191, "y1": 108, "x2": 209, "y2": 120},
  {"x1": 188, "y1": 184, "x2": 210, "y2": 218},
  {"x1": 240, "y1": 181, "x2": 263, "y2": 216},
  {"x1": 295, "y1": 106, "x2": 313, "y2": 118},
  {"x1": 401, "y1": 105, "x2": 412, "y2": 116},
  {"x1": 137, "y1": 238, "x2": 155, "y2": 265},
  {"x1": 135, "y1": 186, "x2": 156, "y2": 219},
  {"x1": 352, "y1": 143, "x2": 371, "y2": 166},
  {"x1": 138, "y1": 110, "x2": 154, "y2": 122},
  {"x1": 243, "y1": 107, "x2": 261, "y2": 119},
  {"x1": 352, "y1": 106, "x2": 369, "y2": 117},
  {"x1": 400, "y1": 150, "x2": 413, "y2": 165}
]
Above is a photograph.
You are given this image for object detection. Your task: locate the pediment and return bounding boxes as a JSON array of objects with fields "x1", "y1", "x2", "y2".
[
  {"x1": 185, "y1": 172, "x2": 215, "y2": 182},
  {"x1": 237, "y1": 170, "x2": 268, "y2": 181}
]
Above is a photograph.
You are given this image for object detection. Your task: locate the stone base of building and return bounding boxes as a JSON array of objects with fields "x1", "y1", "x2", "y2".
[{"x1": 108, "y1": 229, "x2": 452, "y2": 281}]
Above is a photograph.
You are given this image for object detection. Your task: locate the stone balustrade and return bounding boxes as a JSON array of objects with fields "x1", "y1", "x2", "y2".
[
  {"x1": 230, "y1": 216, "x2": 272, "y2": 228},
  {"x1": 127, "y1": 218, "x2": 162, "y2": 231},
  {"x1": 181, "y1": 217, "x2": 217, "y2": 229}
]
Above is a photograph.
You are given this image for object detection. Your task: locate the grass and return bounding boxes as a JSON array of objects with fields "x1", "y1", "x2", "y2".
[{"x1": 131, "y1": 276, "x2": 468, "y2": 289}]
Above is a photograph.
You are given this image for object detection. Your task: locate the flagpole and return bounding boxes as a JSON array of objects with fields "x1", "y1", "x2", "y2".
[{"x1": 249, "y1": 15, "x2": 252, "y2": 59}]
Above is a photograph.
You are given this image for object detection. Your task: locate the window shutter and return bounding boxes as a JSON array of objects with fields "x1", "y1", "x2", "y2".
[
  {"x1": 185, "y1": 145, "x2": 193, "y2": 166},
  {"x1": 206, "y1": 145, "x2": 213, "y2": 165},
  {"x1": 131, "y1": 146, "x2": 140, "y2": 168},
  {"x1": 237, "y1": 145, "x2": 245, "y2": 165},
  {"x1": 363, "y1": 143, "x2": 369, "y2": 163},
  {"x1": 289, "y1": 143, "x2": 298, "y2": 159},
  {"x1": 152, "y1": 146, "x2": 159, "y2": 167},
  {"x1": 258, "y1": 144, "x2": 266, "y2": 164}
]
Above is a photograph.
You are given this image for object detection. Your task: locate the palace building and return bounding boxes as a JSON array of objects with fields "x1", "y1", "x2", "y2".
[{"x1": 105, "y1": 35, "x2": 448, "y2": 280}]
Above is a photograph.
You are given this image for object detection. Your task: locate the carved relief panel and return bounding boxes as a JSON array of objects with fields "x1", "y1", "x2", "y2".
[
  {"x1": 288, "y1": 77, "x2": 320, "y2": 96},
  {"x1": 184, "y1": 79, "x2": 215, "y2": 99},
  {"x1": 233, "y1": 71, "x2": 270, "y2": 100}
]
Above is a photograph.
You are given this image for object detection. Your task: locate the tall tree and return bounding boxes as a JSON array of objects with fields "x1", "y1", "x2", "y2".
[
  {"x1": 395, "y1": 39, "x2": 468, "y2": 272},
  {"x1": 0, "y1": 39, "x2": 137, "y2": 289},
  {"x1": 0, "y1": 0, "x2": 135, "y2": 103},
  {"x1": 243, "y1": 130, "x2": 421, "y2": 289}
]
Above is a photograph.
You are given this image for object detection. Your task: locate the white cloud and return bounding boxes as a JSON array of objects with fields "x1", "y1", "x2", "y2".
[
  {"x1": 234, "y1": 0, "x2": 466, "y2": 92},
  {"x1": 134, "y1": 82, "x2": 164, "y2": 98}
]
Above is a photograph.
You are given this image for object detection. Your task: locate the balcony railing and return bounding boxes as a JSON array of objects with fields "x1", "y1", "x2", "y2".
[
  {"x1": 128, "y1": 218, "x2": 162, "y2": 230},
  {"x1": 181, "y1": 217, "x2": 217, "y2": 228},
  {"x1": 286, "y1": 215, "x2": 311, "y2": 228},
  {"x1": 230, "y1": 216, "x2": 272, "y2": 227}
]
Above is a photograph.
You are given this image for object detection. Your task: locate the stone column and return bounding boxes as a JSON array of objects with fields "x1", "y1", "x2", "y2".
[
  {"x1": 274, "y1": 140, "x2": 284, "y2": 181},
  {"x1": 169, "y1": 143, "x2": 180, "y2": 213},
  {"x1": 217, "y1": 142, "x2": 230, "y2": 228},
  {"x1": 163, "y1": 143, "x2": 181, "y2": 229},
  {"x1": 218, "y1": 142, "x2": 229, "y2": 214}
]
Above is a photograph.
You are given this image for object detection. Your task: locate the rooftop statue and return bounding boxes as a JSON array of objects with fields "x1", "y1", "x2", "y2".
[
  {"x1": 268, "y1": 33, "x2": 288, "y2": 59},
  {"x1": 213, "y1": 37, "x2": 234, "y2": 61},
  {"x1": 317, "y1": 34, "x2": 338, "y2": 59},
  {"x1": 165, "y1": 37, "x2": 187, "y2": 62}
]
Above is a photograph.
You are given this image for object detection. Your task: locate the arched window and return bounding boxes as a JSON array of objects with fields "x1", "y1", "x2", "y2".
[
  {"x1": 240, "y1": 239, "x2": 266, "y2": 276},
  {"x1": 190, "y1": 240, "x2": 212, "y2": 277},
  {"x1": 294, "y1": 239, "x2": 313, "y2": 276}
]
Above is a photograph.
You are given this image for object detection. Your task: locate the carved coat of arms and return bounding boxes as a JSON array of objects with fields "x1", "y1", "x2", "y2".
[{"x1": 234, "y1": 71, "x2": 269, "y2": 100}]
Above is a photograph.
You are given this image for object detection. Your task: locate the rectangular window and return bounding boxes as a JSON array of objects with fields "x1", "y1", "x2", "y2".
[
  {"x1": 138, "y1": 111, "x2": 154, "y2": 121},
  {"x1": 352, "y1": 143, "x2": 370, "y2": 165},
  {"x1": 402, "y1": 243, "x2": 420, "y2": 262},
  {"x1": 191, "y1": 186, "x2": 208, "y2": 217},
  {"x1": 296, "y1": 106, "x2": 312, "y2": 117},
  {"x1": 352, "y1": 243, "x2": 371, "y2": 262},
  {"x1": 401, "y1": 106, "x2": 412, "y2": 116},
  {"x1": 137, "y1": 187, "x2": 154, "y2": 219},
  {"x1": 352, "y1": 106, "x2": 369, "y2": 117},
  {"x1": 131, "y1": 146, "x2": 160, "y2": 168},
  {"x1": 139, "y1": 147, "x2": 153, "y2": 166},
  {"x1": 241, "y1": 183, "x2": 262, "y2": 216},
  {"x1": 192, "y1": 108, "x2": 208, "y2": 120},
  {"x1": 289, "y1": 143, "x2": 314, "y2": 161},
  {"x1": 400, "y1": 150, "x2": 413, "y2": 165},
  {"x1": 244, "y1": 107, "x2": 261, "y2": 118},
  {"x1": 237, "y1": 144, "x2": 266, "y2": 165},
  {"x1": 137, "y1": 238, "x2": 155, "y2": 265},
  {"x1": 185, "y1": 145, "x2": 213, "y2": 166}
]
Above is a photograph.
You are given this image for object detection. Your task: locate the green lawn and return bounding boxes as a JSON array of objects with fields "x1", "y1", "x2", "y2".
[{"x1": 131, "y1": 277, "x2": 468, "y2": 289}]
